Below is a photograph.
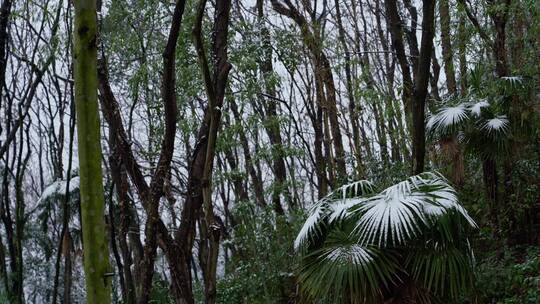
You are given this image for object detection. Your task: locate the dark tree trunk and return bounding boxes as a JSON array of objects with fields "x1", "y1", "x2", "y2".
[
  {"x1": 483, "y1": 158, "x2": 500, "y2": 235},
  {"x1": 333, "y1": 0, "x2": 364, "y2": 177},
  {"x1": 439, "y1": 0, "x2": 457, "y2": 94},
  {"x1": 411, "y1": 0, "x2": 436, "y2": 175},
  {"x1": 384, "y1": 0, "x2": 413, "y2": 125}
]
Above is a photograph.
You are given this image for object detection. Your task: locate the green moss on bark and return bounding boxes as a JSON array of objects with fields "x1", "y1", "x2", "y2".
[{"x1": 73, "y1": 0, "x2": 112, "y2": 303}]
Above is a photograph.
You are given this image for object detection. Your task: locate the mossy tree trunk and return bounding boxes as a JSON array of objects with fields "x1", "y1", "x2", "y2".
[{"x1": 73, "y1": 0, "x2": 112, "y2": 303}]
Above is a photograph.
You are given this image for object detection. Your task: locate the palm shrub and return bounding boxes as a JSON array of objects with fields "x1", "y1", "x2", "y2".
[
  {"x1": 426, "y1": 71, "x2": 535, "y2": 234},
  {"x1": 295, "y1": 172, "x2": 477, "y2": 303}
]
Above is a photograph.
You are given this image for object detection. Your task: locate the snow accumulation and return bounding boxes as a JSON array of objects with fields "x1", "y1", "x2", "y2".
[{"x1": 38, "y1": 176, "x2": 80, "y2": 203}]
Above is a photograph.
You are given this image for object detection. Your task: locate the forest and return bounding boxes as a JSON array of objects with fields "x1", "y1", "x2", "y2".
[{"x1": 0, "y1": 0, "x2": 538, "y2": 303}]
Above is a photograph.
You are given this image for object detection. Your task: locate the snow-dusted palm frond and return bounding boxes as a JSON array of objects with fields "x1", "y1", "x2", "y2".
[
  {"x1": 328, "y1": 198, "x2": 361, "y2": 223},
  {"x1": 296, "y1": 173, "x2": 477, "y2": 302},
  {"x1": 353, "y1": 172, "x2": 476, "y2": 246},
  {"x1": 294, "y1": 204, "x2": 325, "y2": 250},
  {"x1": 295, "y1": 180, "x2": 375, "y2": 250},
  {"x1": 354, "y1": 179, "x2": 426, "y2": 246},
  {"x1": 501, "y1": 76, "x2": 523, "y2": 85},
  {"x1": 296, "y1": 173, "x2": 476, "y2": 249},
  {"x1": 468, "y1": 99, "x2": 490, "y2": 117},
  {"x1": 323, "y1": 244, "x2": 374, "y2": 265},
  {"x1": 427, "y1": 104, "x2": 469, "y2": 132},
  {"x1": 334, "y1": 179, "x2": 375, "y2": 200},
  {"x1": 481, "y1": 115, "x2": 509, "y2": 135},
  {"x1": 410, "y1": 173, "x2": 476, "y2": 227},
  {"x1": 298, "y1": 229, "x2": 397, "y2": 302},
  {"x1": 39, "y1": 176, "x2": 80, "y2": 203}
]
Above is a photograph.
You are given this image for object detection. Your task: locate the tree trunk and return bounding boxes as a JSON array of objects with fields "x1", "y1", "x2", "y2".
[
  {"x1": 189, "y1": 0, "x2": 232, "y2": 302},
  {"x1": 271, "y1": 0, "x2": 347, "y2": 183},
  {"x1": 411, "y1": 0, "x2": 436, "y2": 175},
  {"x1": 73, "y1": 0, "x2": 112, "y2": 302},
  {"x1": 384, "y1": 0, "x2": 413, "y2": 126},
  {"x1": 439, "y1": 0, "x2": 457, "y2": 94},
  {"x1": 256, "y1": 0, "x2": 293, "y2": 211},
  {"x1": 0, "y1": 0, "x2": 12, "y2": 110},
  {"x1": 483, "y1": 158, "x2": 500, "y2": 235}
]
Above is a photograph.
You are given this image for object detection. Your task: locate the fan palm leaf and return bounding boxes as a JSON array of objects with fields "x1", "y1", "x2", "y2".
[
  {"x1": 468, "y1": 99, "x2": 490, "y2": 117},
  {"x1": 298, "y1": 229, "x2": 397, "y2": 303},
  {"x1": 353, "y1": 172, "x2": 475, "y2": 247},
  {"x1": 294, "y1": 180, "x2": 375, "y2": 250},
  {"x1": 427, "y1": 104, "x2": 469, "y2": 134},
  {"x1": 481, "y1": 115, "x2": 509, "y2": 136},
  {"x1": 295, "y1": 173, "x2": 477, "y2": 303}
]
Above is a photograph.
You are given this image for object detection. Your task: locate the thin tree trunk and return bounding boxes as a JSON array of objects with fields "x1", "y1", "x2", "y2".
[
  {"x1": 192, "y1": 0, "x2": 232, "y2": 302},
  {"x1": 52, "y1": 94, "x2": 76, "y2": 304},
  {"x1": 334, "y1": 0, "x2": 364, "y2": 176},
  {"x1": 411, "y1": 0, "x2": 436, "y2": 175},
  {"x1": 384, "y1": 0, "x2": 413, "y2": 126},
  {"x1": 483, "y1": 158, "x2": 500, "y2": 235},
  {"x1": 229, "y1": 101, "x2": 268, "y2": 209},
  {"x1": 439, "y1": 0, "x2": 457, "y2": 94},
  {"x1": 271, "y1": 0, "x2": 347, "y2": 182},
  {"x1": 0, "y1": 0, "x2": 12, "y2": 109},
  {"x1": 256, "y1": 0, "x2": 293, "y2": 211},
  {"x1": 73, "y1": 0, "x2": 112, "y2": 302},
  {"x1": 108, "y1": 124, "x2": 138, "y2": 304}
]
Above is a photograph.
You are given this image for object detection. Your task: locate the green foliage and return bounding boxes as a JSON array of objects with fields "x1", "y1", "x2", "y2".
[
  {"x1": 468, "y1": 246, "x2": 540, "y2": 304},
  {"x1": 149, "y1": 278, "x2": 173, "y2": 304},
  {"x1": 210, "y1": 202, "x2": 301, "y2": 303}
]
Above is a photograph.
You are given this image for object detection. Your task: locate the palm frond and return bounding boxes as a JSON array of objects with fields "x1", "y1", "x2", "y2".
[
  {"x1": 481, "y1": 115, "x2": 509, "y2": 136},
  {"x1": 427, "y1": 104, "x2": 469, "y2": 133},
  {"x1": 406, "y1": 244, "x2": 474, "y2": 300},
  {"x1": 324, "y1": 244, "x2": 374, "y2": 265},
  {"x1": 295, "y1": 173, "x2": 477, "y2": 302},
  {"x1": 334, "y1": 179, "x2": 376, "y2": 200},
  {"x1": 468, "y1": 99, "x2": 490, "y2": 117},
  {"x1": 295, "y1": 180, "x2": 376, "y2": 250},
  {"x1": 298, "y1": 229, "x2": 396, "y2": 303},
  {"x1": 500, "y1": 75, "x2": 523, "y2": 85},
  {"x1": 328, "y1": 198, "x2": 361, "y2": 223},
  {"x1": 353, "y1": 173, "x2": 475, "y2": 246},
  {"x1": 294, "y1": 203, "x2": 326, "y2": 250},
  {"x1": 354, "y1": 179, "x2": 427, "y2": 246}
]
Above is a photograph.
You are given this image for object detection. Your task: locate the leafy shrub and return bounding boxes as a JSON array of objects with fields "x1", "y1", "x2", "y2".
[
  {"x1": 470, "y1": 246, "x2": 540, "y2": 304},
  {"x1": 211, "y1": 201, "x2": 302, "y2": 303}
]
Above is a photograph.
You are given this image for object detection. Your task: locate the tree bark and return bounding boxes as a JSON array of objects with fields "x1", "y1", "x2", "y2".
[
  {"x1": 256, "y1": 0, "x2": 293, "y2": 211},
  {"x1": 73, "y1": 0, "x2": 112, "y2": 302},
  {"x1": 384, "y1": 0, "x2": 413, "y2": 125},
  {"x1": 439, "y1": 0, "x2": 457, "y2": 94},
  {"x1": 411, "y1": 0, "x2": 436, "y2": 175},
  {"x1": 334, "y1": 0, "x2": 364, "y2": 176},
  {"x1": 271, "y1": 0, "x2": 347, "y2": 183},
  {"x1": 191, "y1": 0, "x2": 232, "y2": 302}
]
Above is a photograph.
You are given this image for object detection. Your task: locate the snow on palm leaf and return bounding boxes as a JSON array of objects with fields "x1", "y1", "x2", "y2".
[
  {"x1": 427, "y1": 104, "x2": 469, "y2": 132},
  {"x1": 294, "y1": 180, "x2": 375, "y2": 250},
  {"x1": 481, "y1": 115, "x2": 509, "y2": 136},
  {"x1": 296, "y1": 173, "x2": 477, "y2": 302},
  {"x1": 298, "y1": 229, "x2": 397, "y2": 302},
  {"x1": 323, "y1": 244, "x2": 374, "y2": 265},
  {"x1": 468, "y1": 99, "x2": 490, "y2": 117},
  {"x1": 39, "y1": 176, "x2": 81, "y2": 203},
  {"x1": 294, "y1": 203, "x2": 325, "y2": 250},
  {"x1": 501, "y1": 76, "x2": 523, "y2": 86},
  {"x1": 295, "y1": 173, "x2": 476, "y2": 250},
  {"x1": 354, "y1": 172, "x2": 476, "y2": 246}
]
